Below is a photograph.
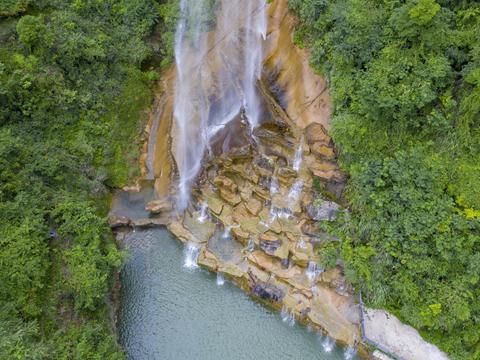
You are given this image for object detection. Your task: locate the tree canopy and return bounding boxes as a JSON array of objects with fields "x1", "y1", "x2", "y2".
[
  {"x1": 0, "y1": 0, "x2": 178, "y2": 357},
  {"x1": 290, "y1": 0, "x2": 480, "y2": 358}
]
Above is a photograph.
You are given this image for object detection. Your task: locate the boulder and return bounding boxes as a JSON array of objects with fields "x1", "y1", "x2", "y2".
[
  {"x1": 213, "y1": 175, "x2": 237, "y2": 192},
  {"x1": 277, "y1": 167, "x2": 297, "y2": 183},
  {"x1": 207, "y1": 195, "x2": 224, "y2": 215},
  {"x1": 253, "y1": 185, "x2": 270, "y2": 201},
  {"x1": 239, "y1": 182, "x2": 254, "y2": 201},
  {"x1": 304, "y1": 123, "x2": 330, "y2": 145},
  {"x1": 108, "y1": 215, "x2": 130, "y2": 228},
  {"x1": 183, "y1": 212, "x2": 216, "y2": 242},
  {"x1": 217, "y1": 203, "x2": 233, "y2": 225},
  {"x1": 260, "y1": 232, "x2": 279, "y2": 243},
  {"x1": 320, "y1": 268, "x2": 343, "y2": 287},
  {"x1": 232, "y1": 226, "x2": 250, "y2": 243},
  {"x1": 247, "y1": 271, "x2": 285, "y2": 303},
  {"x1": 145, "y1": 198, "x2": 172, "y2": 214},
  {"x1": 245, "y1": 197, "x2": 263, "y2": 216},
  {"x1": 273, "y1": 240, "x2": 289, "y2": 260},
  {"x1": 307, "y1": 287, "x2": 361, "y2": 346},
  {"x1": 310, "y1": 142, "x2": 335, "y2": 160},
  {"x1": 260, "y1": 239, "x2": 282, "y2": 256},
  {"x1": 253, "y1": 127, "x2": 295, "y2": 149},
  {"x1": 289, "y1": 241, "x2": 313, "y2": 267},
  {"x1": 229, "y1": 162, "x2": 259, "y2": 184},
  {"x1": 219, "y1": 188, "x2": 241, "y2": 206},
  {"x1": 252, "y1": 283, "x2": 284, "y2": 302},
  {"x1": 238, "y1": 217, "x2": 261, "y2": 235},
  {"x1": 307, "y1": 200, "x2": 340, "y2": 221},
  {"x1": 167, "y1": 221, "x2": 203, "y2": 244},
  {"x1": 228, "y1": 144, "x2": 252, "y2": 160},
  {"x1": 245, "y1": 264, "x2": 271, "y2": 283},
  {"x1": 255, "y1": 154, "x2": 275, "y2": 174},
  {"x1": 304, "y1": 156, "x2": 344, "y2": 182},
  {"x1": 197, "y1": 249, "x2": 219, "y2": 271},
  {"x1": 219, "y1": 263, "x2": 246, "y2": 279},
  {"x1": 248, "y1": 251, "x2": 274, "y2": 271},
  {"x1": 284, "y1": 291, "x2": 312, "y2": 317}
]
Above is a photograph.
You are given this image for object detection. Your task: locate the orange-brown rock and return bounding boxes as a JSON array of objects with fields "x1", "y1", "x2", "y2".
[
  {"x1": 145, "y1": 198, "x2": 172, "y2": 214},
  {"x1": 213, "y1": 175, "x2": 238, "y2": 193},
  {"x1": 310, "y1": 142, "x2": 335, "y2": 160},
  {"x1": 245, "y1": 197, "x2": 263, "y2": 216},
  {"x1": 304, "y1": 123, "x2": 331, "y2": 145}
]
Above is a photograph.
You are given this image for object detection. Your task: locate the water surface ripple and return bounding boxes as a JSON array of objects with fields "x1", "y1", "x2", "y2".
[{"x1": 118, "y1": 228, "x2": 357, "y2": 360}]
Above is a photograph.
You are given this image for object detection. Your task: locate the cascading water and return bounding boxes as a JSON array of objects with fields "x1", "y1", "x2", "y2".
[
  {"x1": 242, "y1": 0, "x2": 267, "y2": 128},
  {"x1": 292, "y1": 142, "x2": 303, "y2": 172},
  {"x1": 173, "y1": 0, "x2": 267, "y2": 210},
  {"x1": 216, "y1": 273, "x2": 225, "y2": 286},
  {"x1": 344, "y1": 346, "x2": 357, "y2": 360},
  {"x1": 280, "y1": 306, "x2": 296, "y2": 327},
  {"x1": 297, "y1": 236, "x2": 307, "y2": 249},
  {"x1": 222, "y1": 224, "x2": 239, "y2": 239},
  {"x1": 183, "y1": 243, "x2": 200, "y2": 269},
  {"x1": 269, "y1": 176, "x2": 279, "y2": 196},
  {"x1": 306, "y1": 261, "x2": 324, "y2": 283},
  {"x1": 247, "y1": 237, "x2": 255, "y2": 252},
  {"x1": 288, "y1": 180, "x2": 303, "y2": 203},
  {"x1": 321, "y1": 336, "x2": 336, "y2": 353},
  {"x1": 197, "y1": 202, "x2": 209, "y2": 223}
]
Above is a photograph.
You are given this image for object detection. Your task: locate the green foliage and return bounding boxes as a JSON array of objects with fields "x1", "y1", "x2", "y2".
[
  {"x1": 53, "y1": 198, "x2": 122, "y2": 310},
  {"x1": 291, "y1": 0, "x2": 480, "y2": 358},
  {"x1": 0, "y1": 0, "x2": 178, "y2": 358},
  {"x1": 0, "y1": 0, "x2": 31, "y2": 16},
  {"x1": 16, "y1": 15, "x2": 46, "y2": 48},
  {"x1": 0, "y1": 306, "x2": 50, "y2": 359}
]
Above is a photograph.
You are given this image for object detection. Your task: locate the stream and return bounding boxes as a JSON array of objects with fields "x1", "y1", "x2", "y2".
[{"x1": 118, "y1": 228, "x2": 358, "y2": 360}]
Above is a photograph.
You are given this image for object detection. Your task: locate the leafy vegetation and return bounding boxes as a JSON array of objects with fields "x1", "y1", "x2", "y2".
[
  {"x1": 290, "y1": 0, "x2": 480, "y2": 358},
  {"x1": 0, "y1": 0, "x2": 178, "y2": 357}
]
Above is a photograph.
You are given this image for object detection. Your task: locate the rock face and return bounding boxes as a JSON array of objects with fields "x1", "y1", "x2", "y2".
[
  {"x1": 164, "y1": 53, "x2": 358, "y2": 346},
  {"x1": 263, "y1": 0, "x2": 332, "y2": 130},
  {"x1": 363, "y1": 309, "x2": 450, "y2": 360}
]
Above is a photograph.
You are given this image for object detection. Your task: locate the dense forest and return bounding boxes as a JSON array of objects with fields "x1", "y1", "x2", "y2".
[
  {"x1": 0, "y1": 0, "x2": 177, "y2": 358},
  {"x1": 289, "y1": 0, "x2": 479, "y2": 359}
]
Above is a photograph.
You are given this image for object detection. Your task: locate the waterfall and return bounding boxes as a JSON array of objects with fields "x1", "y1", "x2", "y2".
[
  {"x1": 173, "y1": 0, "x2": 209, "y2": 211},
  {"x1": 288, "y1": 179, "x2": 304, "y2": 211},
  {"x1": 173, "y1": 0, "x2": 267, "y2": 210},
  {"x1": 216, "y1": 273, "x2": 225, "y2": 286},
  {"x1": 247, "y1": 237, "x2": 255, "y2": 252},
  {"x1": 269, "y1": 176, "x2": 279, "y2": 196},
  {"x1": 242, "y1": 0, "x2": 267, "y2": 129},
  {"x1": 197, "y1": 202, "x2": 208, "y2": 223},
  {"x1": 281, "y1": 306, "x2": 296, "y2": 327},
  {"x1": 222, "y1": 224, "x2": 239, "y2": 239},
  {"x1": 292, "y1": 142, "x2": 303, "y2": 172},
  {"x1": 183, "y1": 243, "x2": 200, "y2": 269},
  {"x1": 344, "y1": 346, "x2": 357, "y2": 360},
  {"x1": 306, "y1": 261, "x2": 324, "y2": 283},
  {"x1": 269, "y1": 206, "x2": 292, "y2": 223},
  {"x1": 321, "y1": 336, "x2": 336, "y2": 353},
  {"x1": 297, "y1": 236, "x2": 307, "y2": 249}
]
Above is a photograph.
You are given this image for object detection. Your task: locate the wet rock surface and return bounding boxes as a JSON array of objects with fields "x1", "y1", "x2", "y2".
[{"x1": 164, "y1": 83, "x2": 359, "y2": 346}]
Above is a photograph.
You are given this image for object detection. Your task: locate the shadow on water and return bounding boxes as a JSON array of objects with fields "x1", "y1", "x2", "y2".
[{"x1": 118, "y1": 228, "x2": 358, "y2": 360}]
